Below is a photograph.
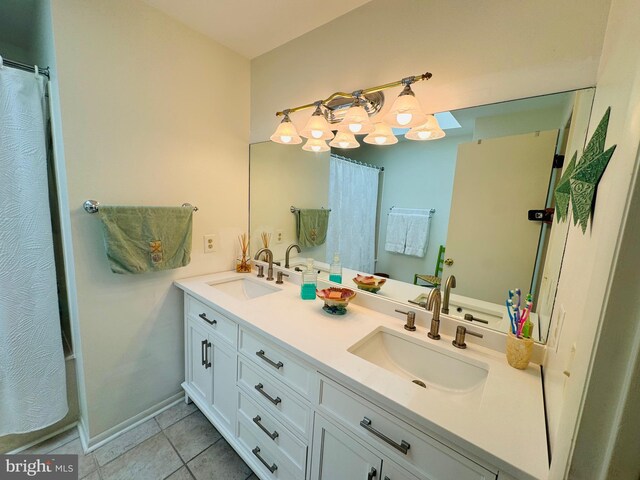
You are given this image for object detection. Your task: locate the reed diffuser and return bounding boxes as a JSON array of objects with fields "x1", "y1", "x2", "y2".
[
  {"x1": 260, "y1": 231, "x2": 271, "y2": 249},
  {"x1": 236, "y1": 233, "x2": 251, "y2": 273}
]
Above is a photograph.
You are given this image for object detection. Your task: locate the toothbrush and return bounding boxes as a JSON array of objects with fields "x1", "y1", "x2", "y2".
[{"x1": 506, "y1": 299, "x2": 516, "y2": 334}]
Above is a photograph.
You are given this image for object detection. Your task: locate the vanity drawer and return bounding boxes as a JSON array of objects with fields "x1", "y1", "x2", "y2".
[
  {"x1": 239, "y1": 328, "x2": 314, "y2": 399},
  {"x1": 238, "y1": 391, "x2": 307, "y2": 477},
  {"x1": 237, "y1": 358, "x2": 311, "y2": 439},
  {"x1": 318, "y1": 378, "x2": 497, "y2": 480},
  {"x1": 237, "y1": 418, "x2": 302, "y2": 480},
  {"x1": 187, "y1": 295, "x2": 238, "y2": 347}
]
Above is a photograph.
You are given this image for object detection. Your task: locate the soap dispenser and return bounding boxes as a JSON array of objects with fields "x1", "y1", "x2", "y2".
[
  {"x1": 329, "y1": 252, "x2": 342, "y2": 284},
  {"x1": 301, "y1": 258, "x2": 318, "y2": 300}
]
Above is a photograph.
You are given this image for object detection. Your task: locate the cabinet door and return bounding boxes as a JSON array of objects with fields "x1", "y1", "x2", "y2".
[
  {"x1": 210, "y1": 338, "x2": 237, "y2": 435},
  {"x1": 380, "y1": 458, "x2": 422, "y2": 480},
  {"x1": 187, "y1": 318, "x2": 212, "y2": 403},
  {"x1": 311, "y1": 414, "x2": 382, "y2": 480}
]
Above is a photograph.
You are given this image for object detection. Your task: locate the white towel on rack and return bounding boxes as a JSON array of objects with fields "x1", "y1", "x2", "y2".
[
  {"x1": 384, "y1": 213, "x2": 408, "y2": 253},
  {"x1": 404, "y1": 213, "x2": 432, "y2": 257}
]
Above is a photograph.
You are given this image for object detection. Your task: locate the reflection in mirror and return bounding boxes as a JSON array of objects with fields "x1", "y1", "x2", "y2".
[{"x1": 250, "y1": 89, "x2": 595, "y2": 343}]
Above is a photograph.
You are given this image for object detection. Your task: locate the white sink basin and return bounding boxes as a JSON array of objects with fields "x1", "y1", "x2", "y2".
[
  {"x1": 207, "y1": 277, "x2": 280, "y2": 300},
  {"x1": 348, "y1": 327, "x2": 488, "y2": 395}
]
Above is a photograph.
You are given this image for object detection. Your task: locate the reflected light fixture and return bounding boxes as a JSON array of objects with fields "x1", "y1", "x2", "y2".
[
  {"x1": 302, "y1": 138, "x2": 330, "y2": 153},
  {"x1": 384, "y1": 82, "x2": 428, "y2": 128},
  {"x1": 300, "y1": 102, "x2": 334, "y2": 140},
  {"x1": 405, "y1": 114, "x2": 446, "y2": 141},
  {"x1": 329, "y1": 131, "x2": 360, "y2": 149},
  {"x1": 269, "y1": 112, "x2": 302, "y2": 144},
  {"x1": 363, "y1": 123, "x2": 398, "y2": 145},
  {"x1": 271, "y1": 71, "x2": 437, "y2": 151}
]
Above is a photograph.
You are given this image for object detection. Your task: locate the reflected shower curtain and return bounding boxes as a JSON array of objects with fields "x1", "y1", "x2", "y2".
[
  {"x1": 326, "y1": 155, "x2": 379, "y2": 273},
  {"x1": 0, "y1": 65, "x2": 67, "y2": 434}
]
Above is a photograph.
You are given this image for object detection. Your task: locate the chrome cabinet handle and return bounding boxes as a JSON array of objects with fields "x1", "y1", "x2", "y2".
[
  {"x1": 199, "y1": 312, "x2": 216, "y2": 325},
  {"x1": 256, "y1": 349, "x2": 284, "y2": 370},
  {"x1": 254, "y1": 383, "x2": 282, "y2": 406},
  {"x1": 200, "y1": 339, "x2": 207, "y2": 366},
  {"x1": 359, "y1": 417, "x2": 410, "y2": 455},
  {"x1": 205, "y1": 341, "x2": 212, "y2": 369},
  {"x1": 368, "y1": 467, "x2": 377, "y2": 479},
  {"x1": 252, "y1": 446, "x2": 277, "y2": 473},
  {"x1": 253, "y1": 415, "x2": 279, "y2": 440}
]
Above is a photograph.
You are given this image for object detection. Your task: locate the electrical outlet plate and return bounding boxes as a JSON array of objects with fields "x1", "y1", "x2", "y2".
[
  {"x1": 203, "y1": 234, "x2": 216, "y2": 253},
  {"x1": 275, "y1": 229, "x2": 283, "y2": 244}
]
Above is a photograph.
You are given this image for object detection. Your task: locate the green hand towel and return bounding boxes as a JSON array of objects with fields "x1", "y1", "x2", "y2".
[
  {"x1": 296, "y1": 209, "x2": 330, "y2": 248},
  {"x1": 99, "y1": 206, "x2": 193, "y2": 274}
]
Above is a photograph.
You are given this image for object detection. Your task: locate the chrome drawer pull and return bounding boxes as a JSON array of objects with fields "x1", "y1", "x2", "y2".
[
  {"x1": 199, "y1": 312, "x2": 216, "y2": 325},
  {"x1": 200, "y1": 339, "x2": 207, "y2": 366},
  {"x1": 368, "y1": 467, "x2": 377, "y2": 479},
  {"x1": 252, "y1": 446, "x2": 278, "y2": 473},
  {"x1": 359, "y1": 417, "x2": 410, "y2": 455},
  {"x1": 254, "y1": 383, "x2": 282, "y2": 406},
  {"x1": 253, "y1": 415, "x2": 279, "y2": 440},
  {"x1": 256, "y1": 349, "x2": 284, "y2": 370}
]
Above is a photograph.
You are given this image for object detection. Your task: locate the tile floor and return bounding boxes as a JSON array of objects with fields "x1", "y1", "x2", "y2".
[{"x1": 24, "y1": 402, "x2": 258, "y2": 480}]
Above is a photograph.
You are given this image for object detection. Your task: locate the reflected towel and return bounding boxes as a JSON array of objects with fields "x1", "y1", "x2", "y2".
[
  {"x1": 384, "y1": 213, "x2": 407, "y2": 253},
  {"x1": 404, "y1": 213, "x2": 431, "y2": 257},
  {"x1": 99, "y1": 206, "x2": 193, "y2": 274},
  {"x1": 296, "y1": 209, "x2": 330, "y2": 248}
]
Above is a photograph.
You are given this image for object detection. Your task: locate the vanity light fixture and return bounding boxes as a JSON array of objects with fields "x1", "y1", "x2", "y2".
[
  {"x1": 302, "y1": 137, "x2": 330, "y2": 153},
  {"x1": 337, "y1": 95, "x2": 376, "y2": 135},
  {"x1": 271, "y1": 71, "x2": 434, "y2": 150},
  {"x1": 363, "y1": 122, "x2": 398, "y2": 145},
  {"x1": 270, "y1": 112, "x2": 302, "y2": 144},
  {"x1": 329, "y1": 131, "x2": 360, "y2": 149},
  {"x1": 383, "y1": 82, "x2": 428, "y2": 128},
  {"x1": 405, "y1": 114, "x2": 446, "y2": 141},
  {"x1": 300, "y1": 103, "x2": 335, "y2": 140}
]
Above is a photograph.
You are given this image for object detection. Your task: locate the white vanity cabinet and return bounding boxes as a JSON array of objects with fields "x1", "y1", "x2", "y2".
[
  {"x1": 184, "y1": 296, "x2": 238, "y2": 436},
  {"x1": 178, "y1": 285, "x2": 527, "y2": 480}
]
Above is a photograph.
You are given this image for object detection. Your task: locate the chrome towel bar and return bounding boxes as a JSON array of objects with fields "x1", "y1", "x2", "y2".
[{"x1": 83, "y1": 199, "x2": 198, "y2": 213}]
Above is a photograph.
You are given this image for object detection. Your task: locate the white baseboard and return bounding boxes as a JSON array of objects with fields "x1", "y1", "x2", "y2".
[{"x1": 81, "y1": 392, "x2": 184, "y2": 453}]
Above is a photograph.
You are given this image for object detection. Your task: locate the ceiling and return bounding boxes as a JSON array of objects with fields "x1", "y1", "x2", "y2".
[{"x1": 141, "y1": 0, "x2": 373, "y2": 59}]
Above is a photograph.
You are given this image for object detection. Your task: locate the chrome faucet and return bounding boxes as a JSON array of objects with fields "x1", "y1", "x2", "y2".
[
  {"x1": 253, "y1": 248, "x2": 274, "y2": 281},
  {"x1": 442, "y1": 275, "x2": 456, "y2": 314},
  {"x1": 426, "y1": 288, "x2": 442, "y2": 340},
  {"x1": 284, "y1": 243, "x2": 301, "y2": 269}
]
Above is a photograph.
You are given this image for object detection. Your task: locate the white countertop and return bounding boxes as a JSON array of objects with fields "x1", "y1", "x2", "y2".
[{"x1": 175, "y1": 271, "x2": 548, "y2": 480}]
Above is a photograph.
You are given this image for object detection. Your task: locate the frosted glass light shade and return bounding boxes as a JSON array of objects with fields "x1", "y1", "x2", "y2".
[
  {"x1": 337, "y1": 104, "x2": 375, "y2": 135},
  {"x1": 405, "y1": 114, "x2": 446, "y2": 141},
  {"x1": 363, "y1": 123, "x2": 398, "y2": 146},
  {"x1": 270, "y1": 115, "x2": 302, "y2": 144},
  {"x1": 329, "y1": 131, "x2": 360, "y2": 149},
  {"x1": 383, "y1": 85, "x2": 427, "y2": 128},
  {"x1": 302, "y1": 138, "x2": 330, "y2": 153},
  {"x1": 300, "y1": 106, "x2": 334, "y2": 140}
]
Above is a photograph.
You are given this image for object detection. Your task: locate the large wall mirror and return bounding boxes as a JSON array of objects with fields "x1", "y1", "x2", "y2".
[{"x1": 250, "y1": 88, "x2": 595, "y2": 344}]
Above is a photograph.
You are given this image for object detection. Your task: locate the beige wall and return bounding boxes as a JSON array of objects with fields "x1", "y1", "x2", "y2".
[
  {"x1": 250, "y1": 0, "x2": 611, "y2": 143},
  {"x1": 50, "y1": 0, "x2": 250, "y2": 439},
  {"x1": 544, "y1": 0, "x2": 640, "y2": 476}
]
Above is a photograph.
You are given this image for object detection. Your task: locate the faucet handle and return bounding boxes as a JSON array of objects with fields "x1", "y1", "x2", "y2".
[
  {"x1": 452, "y1": 325, "x2": 483, "y2": 349},
  {"x1": 395, "y1": 309, "x2": 416, "y2": 332},
  {"x1": 256, "y1": 265, "x2": 264, "y2": 278},
  {"x1": 276, "y1": 271, "x2": 289, "y2": 285}
]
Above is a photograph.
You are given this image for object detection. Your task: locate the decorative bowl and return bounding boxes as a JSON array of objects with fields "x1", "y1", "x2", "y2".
[
  {"x1": 316, "y1": 287, "x2": 357, "y2": 315},
  {"x1": 352, "y1": 274, "x2": 387, "y2": 294}
]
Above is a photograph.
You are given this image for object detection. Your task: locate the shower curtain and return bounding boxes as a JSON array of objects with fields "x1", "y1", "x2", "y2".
[
  {"x1": 0, "y1": 65, "x2": 68, "y2": 434},
  {"x1": 326, "y1": 155, "x2": 379, "y2": 273}
]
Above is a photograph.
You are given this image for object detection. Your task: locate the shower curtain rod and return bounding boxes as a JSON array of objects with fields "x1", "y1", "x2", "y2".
[
  {"x1": 1, "y1": 56, "x2": 50, "y2": 79},
  {"x1": 330, "y1": 153, "x2": 384, "y2": 172}
]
